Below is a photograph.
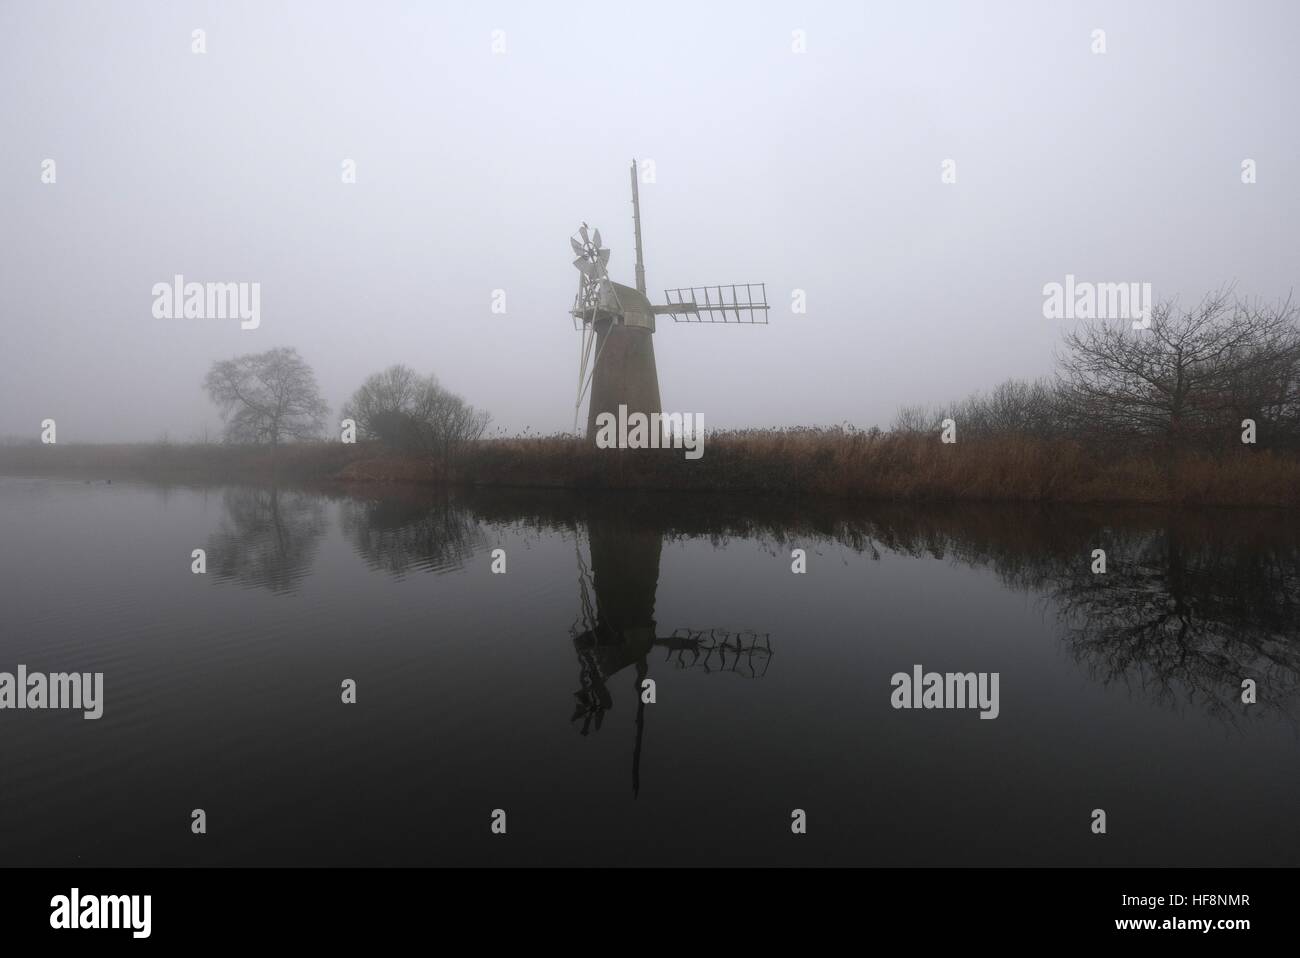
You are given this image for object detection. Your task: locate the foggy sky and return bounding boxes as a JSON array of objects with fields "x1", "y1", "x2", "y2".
[{"x1": 2, "y1": 0, "x2": 1297, "y2": 442}]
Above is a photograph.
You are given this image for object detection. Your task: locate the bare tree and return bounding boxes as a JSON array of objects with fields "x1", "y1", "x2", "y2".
[
  {"x1": 891, "y1": 402, "x2": 944, "y2": 435},
  {"x1": 1056, "y1": 288, "x2": 1300, "y2": 450},
  {"x1": 343, "y1": 364, "x2": 491, "y2": 464},
  {"x1": 203, "y1": 347, "x2": 329, "y2": 457},
  {"x1": 341, "y1": 364, "x2": 427, "y2": 439},
  {"x1": 889, "y1": 288, "x2": 1300, "y2": 450},
  {"x1": 418, "y1": 385, "x2": 492, "y2": 463}
]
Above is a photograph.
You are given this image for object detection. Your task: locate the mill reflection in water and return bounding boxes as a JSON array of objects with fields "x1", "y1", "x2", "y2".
[
  {"x1": 569, "y1": 509, "x2": 772, "y2": 795},
  {"x1": 1, "y1": 476, "x2": 1295, "y2": 866}
]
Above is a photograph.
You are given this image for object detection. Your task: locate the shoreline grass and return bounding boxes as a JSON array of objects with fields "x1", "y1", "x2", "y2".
[{"x1": 2, "y1": 429, "x2": 1299, "y2": 508}]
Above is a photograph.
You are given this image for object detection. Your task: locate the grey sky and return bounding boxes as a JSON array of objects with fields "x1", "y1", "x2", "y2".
[{"x1": 2, "y1": 0, "x2": 1297, "y2": 441}]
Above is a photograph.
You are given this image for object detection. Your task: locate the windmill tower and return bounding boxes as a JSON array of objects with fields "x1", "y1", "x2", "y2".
[{"x1": 571, "y1": 161, "x2": 769, "y2": 440}]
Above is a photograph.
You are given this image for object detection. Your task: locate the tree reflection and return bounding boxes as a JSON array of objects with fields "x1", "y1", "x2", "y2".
[
  {"x1": 339, "y1": 493, "x2": 486, "y2": 577},
  {"x1": 1047, "y1": 525, "x2": 1300, "y2": 722},
  {"x1": 207, "y1": 485, "x2": 327, "y2": 594},
  {"x1": 709, "y1": 502, "x2": 1300, "y2": 723}
]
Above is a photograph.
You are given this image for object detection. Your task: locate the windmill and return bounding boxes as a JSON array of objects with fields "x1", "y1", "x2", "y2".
[{"x1": 570, "y1": 160, "x2": 769, "y2": 439}]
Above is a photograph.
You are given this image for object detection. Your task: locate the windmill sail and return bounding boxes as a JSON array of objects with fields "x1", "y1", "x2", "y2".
[{"x1": 660, "y1": 284, "x2": 770, "y2": 323}]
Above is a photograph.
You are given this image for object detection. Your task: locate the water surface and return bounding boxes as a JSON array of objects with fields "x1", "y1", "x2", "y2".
[{"x1": 1, "y1": 476, "x2": 1297, "y2": 866}]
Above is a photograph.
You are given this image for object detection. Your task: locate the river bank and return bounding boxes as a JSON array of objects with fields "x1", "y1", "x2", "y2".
[{"x1": 2, "y1": 430, "x2": 1298, "y2": 507}]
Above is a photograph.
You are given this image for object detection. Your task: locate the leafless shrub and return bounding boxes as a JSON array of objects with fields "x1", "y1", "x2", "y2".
[{"x1": 343, "y1": 364, "x2": 491, "y2": 465}]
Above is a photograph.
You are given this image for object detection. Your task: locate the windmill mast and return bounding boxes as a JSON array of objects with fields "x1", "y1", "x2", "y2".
[{"x1": 630, "y1": 159, "x2": 646, "y2": 295}]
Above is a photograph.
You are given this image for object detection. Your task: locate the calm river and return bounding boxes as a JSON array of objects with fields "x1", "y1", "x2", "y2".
[{"x1": 1, "y1": 476, "x2": 1296, "y2": 866}]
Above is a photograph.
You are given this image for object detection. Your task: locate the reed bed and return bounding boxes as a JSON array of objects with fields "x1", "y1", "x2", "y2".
[{"x1": 6, "y1": 428, "x2": 1298, "y2": 507}]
